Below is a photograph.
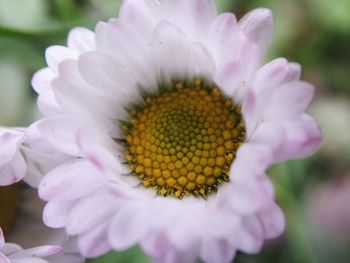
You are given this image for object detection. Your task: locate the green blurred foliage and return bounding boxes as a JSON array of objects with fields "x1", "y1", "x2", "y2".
[
  {"x1": 0, "y1": 0, "x2": 349, "y2": 262},
  {"x1": 88, "y1": 246, "x2": 152, "y2": 263}
]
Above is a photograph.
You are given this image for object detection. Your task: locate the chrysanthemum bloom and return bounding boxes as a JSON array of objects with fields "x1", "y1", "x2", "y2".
[
  {"x1": 0, "y1": 227, "x2": 61, "y2": 263},
  {"x1": 0, "y1": 128, "x2": 83, "y2": 262},
  {"x1": 0, "y1": 183, "x2": 83, "y2": 263},
  {"x1": 0, "y1": 125, "x2": 70, "y2": 188},
  {"x1": 28, "y1": 0, "x2": 322, "y2": 262},
  {"x1": 0, "y1": 188, "x2": 63, "y2": 263}
]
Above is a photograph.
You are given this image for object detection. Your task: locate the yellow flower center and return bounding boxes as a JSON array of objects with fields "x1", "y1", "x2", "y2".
[
  {"x1": 124, "y1": 80, "x2": 245, "y2": 199},
  {"x1": 0, "y1": 184, "x2": 19, "y2": 235}
]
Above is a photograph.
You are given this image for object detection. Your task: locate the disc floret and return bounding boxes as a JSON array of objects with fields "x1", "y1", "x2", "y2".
[{"x1": 124, "y1": 80, "x2": 245, "y2": 199}]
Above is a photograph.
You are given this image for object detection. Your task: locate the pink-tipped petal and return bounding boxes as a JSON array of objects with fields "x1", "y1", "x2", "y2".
[
  {"x1": 109, "y1": 202, "x2": 150, "y2": 250},
  {"x1": 0, "y1": 152, "x2": 26, "y2": 186},
  {"x1": 39, "y1": 159, "x2": 108, "y2": 202},
  {"x1": 200, "y1": 239, "x2": 235, "y2": 263},
  {"x1": 239, "y1": 8, "x2": 273, "y2": 53},
  {"x1": 78, "y1": 221, "x2": 111, "y2": 258}
]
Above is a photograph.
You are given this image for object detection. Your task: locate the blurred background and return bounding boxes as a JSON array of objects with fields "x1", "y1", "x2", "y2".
[{"x1": 0, "y1": 0, "x2": 349, "y2": 262}]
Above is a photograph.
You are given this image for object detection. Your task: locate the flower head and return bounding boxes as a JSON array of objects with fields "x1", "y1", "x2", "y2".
[
  {"x1": 0, "y1": 127, "x2": 83, "y2": 262},
  {"x1": 28, "y1": 0, "x2": 322, "y2": 262},
  {"x1": 0, "y1": 183, "x2": 83, "y2": 263},
  {"x1": 0, "y1": 227, "x2": 61, "y2": 263}
]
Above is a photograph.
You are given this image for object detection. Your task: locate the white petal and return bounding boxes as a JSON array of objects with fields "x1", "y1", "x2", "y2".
[
  {"x1": 276, "y1": 114, "x2": 322, "y2": 161},
  {"x1": 0, "y1": 229, "x2": 4, "y2": 248},
  {"x1": 52, "y1": 59, "x2": 123, "y2": 119},
  {"x1": 228, "y1": 222, "x2": 263, "y2": 254},
  {"x1": 239, "y1": 8, "x2": 273, "y2": 53},
  {"x1": 258, "y1": 204, "x2": 285, "y2": 239},
  {"x1": 119, "y1": 0, "x2": 158, "y2": 40},
  {"x1": 140, "y1": 232, "x2": 172, "y2": 258},
  {"x1": 242, "y1": 88, "x2": 258, "y2": 137},
  {"x1": 95, "y1": 19, "x2": 158, "y2": 89},
  {"x1": 226, "y1": 175, "x2": 273, "y2": 215},
  {"x1": 31, "y1": 68, "x2": 55, "y2": 94},
  {"x1": 42, "y1": 200, "x2": 73, "y2": 228},
  {"x1": 207, "y1": 13, "x2": 239, "y2": 66},
  {"x1": 152, "y1": 21, "x2": 191, "y2": 81},
  {"x1": 160, "y1": 0, "x2": 216, "y2": 42},
  {"x1": 77, "y1": 51, "x2": 141, "y2": 109},
  {"x1": 37, "y1": 116, "x2": 85, "y2": 157},
  {"x1": 154, "y1": 249, "x2": 197, "y2": 263},
  {"x1": 262, "y1": 81, "x2": 314, "y2": 120},
  {"x1": 0, "y1": 253, "x2": 10, "y2": 263},
  {"x1": 67, "y1": 27, "x2": 95, "y2": 53},
  {"x1": 253, "y1": 58, "x2": 289, "y2": 94},
  {"x1": 0, "y1": 152, "x2": 26, "y2": 186},
  {"x1": 214, "y1": 33, "x2": 259, "y2": 101},
  {"x1": 66, "y1": 187, "x2": 121, "y2": 236},
  {"x1": 39, "y1": 159, "x2": 108, "y2": 202},
  {"x1": 109, "y1": 202, "x2": 150, "y2": 250},
  {"x1": 1, "y1": 243, "x2": 22, "y2": 256},
  {"x1": 285, "y1": 62, "x2": 301, "y2": 82},
  {"x1": 10, "y1": 246, "x2": 61, "y2": 259},
  {"x1": 188, "y1": 43, "x2": 216, "y2": 79},
  {"x1": 31, "y1": 68, "x2": 63, "y2": 117},
  {"x1": 9, "y1": 257, "x2": 48, "y2": 263},
  {"x1": 74, "y1": 127, "x2": 128, "y2": 175},
  {"x1": 254, "y1": 115, "x2": 322, "y2": 163},
  {"x1": 0, "y1": 129, "x2": 23, "y2": 167},
  {"x1": 78, "y1": 221, "x2": 111, "y2": 258},
  {"x1": 200, "y1": 239, "x2": 235, "y2": 263},
  {"x1": 45, "y1": 46, "x2": 77, "y2": 75}
]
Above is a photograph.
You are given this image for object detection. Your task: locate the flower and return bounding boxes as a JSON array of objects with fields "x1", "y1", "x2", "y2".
[
  {"x1": 0, "y1": 128, "x2": 26, "y2": 186},
  {"x1": 0, "y1": 227, "x2": 61, "y2": 263},
  {"x1": 5, "y1": 187, "x2": 84, "y2": 263},
  {"x1": 27, "y1": 0, "x2": 322, "y2": 262},
  {"x1": 0, "y1": 127, "x2": 83, "y2": 262},
  {"x1": 0, "y1": 183, "x2": 83, "y2": 263},
  {"x1": 0, "y1": 124, "x2": 71, "y2": 188}
]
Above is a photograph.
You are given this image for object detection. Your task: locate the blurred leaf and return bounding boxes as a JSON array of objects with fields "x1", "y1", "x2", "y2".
[
  {"x1": 53, "y1": 0, "x2": 84, "y2": 21},
  {"x1": 88, "y1": 0, "x2": 122, "y2": 20},
  {"x1": 0, "y1": 0, "x2": 54, "y2": 30},
  {"x1": 0, "y1": 59, "x2": 36, "y2": 126},
  {"x1": 86, "y1": 246, "x2": 152, "y2": 263}
]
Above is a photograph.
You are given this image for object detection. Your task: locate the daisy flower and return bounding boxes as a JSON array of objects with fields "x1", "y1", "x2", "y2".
[
  {"x1": 0, "y1": 128, "x2": 26, "y2": 186},
  {"x1": 0, "y1": 186, "x2": 62, "y2": 263},
  {"x1": 25, "y1": 0, "x2": 323, "y2": 262},
  {"x1": 0, "y1": 124, "x2": 71, "y2": 188},
  {"x1": 0, "y1": 227, "x2": 61, "y2": 263},
  {"x1": 0, "y1": 128, "x2": 83, "y2": 262}
]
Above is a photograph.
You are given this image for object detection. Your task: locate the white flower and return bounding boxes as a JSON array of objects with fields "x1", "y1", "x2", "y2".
[
  {"x1": 0, "y1": 185, "x2": 83, "y2": 263},
  {"x1": 0, "y1": 124, "x2": 71, "y2": 188},
  {"x1": 0, "y1": 127, "x2": 82, "y2": 262},
  {"x1": 5, "y1": 188, "x2": 84, "y2": 263},
  {"x1": 0, "y1": 227, "x2": 61, "y2": 263},
  {"x1": 23, "y1": 0, "x2": 323, "y2": 262}
]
